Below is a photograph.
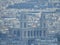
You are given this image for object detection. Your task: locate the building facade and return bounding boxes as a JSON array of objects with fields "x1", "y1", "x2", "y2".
[{"x1": 0, "y1": 0, "x2": 60, "y2": 45}]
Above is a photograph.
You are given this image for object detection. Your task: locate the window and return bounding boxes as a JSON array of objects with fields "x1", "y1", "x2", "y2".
[
  {"x1": 20, "y1": 15, "x2": 26, "y2": 20},
  {"x1": 20, "y1": 22, "x2": 27, "y2": 28},
  {"x1": 14, "y1": 30, "x2": 20, "y2": 36},
  {"x1": 24, "y1": 22, "x2": 26, "y2": 28},
  {"x1": 39, "y1": 31, "x2": 42, "y2": 36},
  {"x1": 34, "y1": 31, "x2": 36, "y2": 37},
  {"x1": 20, "y1": 22, "x2": 23, "y2": 28},
  {"x1": 43, "y1": 31, "x2": 46, "y2": 36},
  {"x1": 24, "y1": 31, "x2": 26, "y2": 37},
  {"x1": 37, "y1": 31, "x2": 39, "y2": 37},
  {"x1": 17, "y1": 30, "x2": 20, "y2": 36},
  {"x1": 28, "y1": 31, "x2": 30, "y2": 37},
  {"x1": 31, "y1": 31, "x2": 33, "y2": 37}
]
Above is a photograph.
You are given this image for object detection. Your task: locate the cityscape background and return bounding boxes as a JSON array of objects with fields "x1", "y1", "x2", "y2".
[{"x1": 0, "y1": 0, "x2": 60, "y2": 45}]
